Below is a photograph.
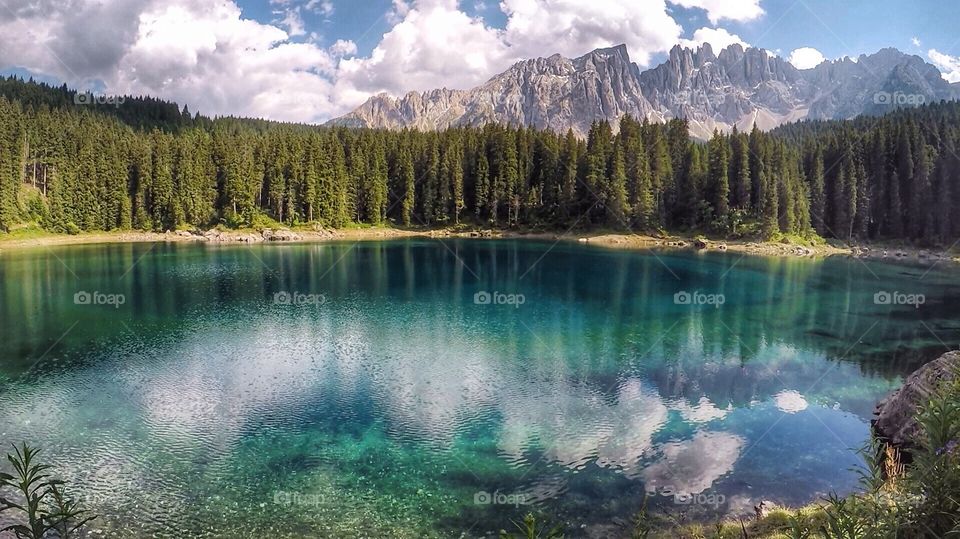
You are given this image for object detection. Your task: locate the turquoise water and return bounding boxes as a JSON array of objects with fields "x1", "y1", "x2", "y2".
[{"x1": 0, "y1": 240, "x2": 958, "y2": 538}]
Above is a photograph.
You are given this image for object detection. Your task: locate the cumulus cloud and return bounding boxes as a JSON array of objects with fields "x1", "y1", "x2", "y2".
[
  {"x1": 0, "y1": 0, "x2": 146, "y2": 85},
  {"x1": 928, "y1": 49, "x2": 960, "y2": 83},
  {"x1": 278, "y1": 8, "x2": 306, "y2": 36},
  {"x1": 110, "y1": 1, "x2": 340, "y2": 122},
  {"x1": 334, "y1": 0, "x2": 510, "y2": 106},
  {"x1": 787, "y1": 47, "x2": 826, "y2": 69},
  {"x1": 499, "y1": 0, "x2": 684, "y2": 67},
  {"x1": 667, "y1": 0, "x2": 764, "y2": 24},
  {"x1": 679, "y1": 27, "x2": 750, "y2": 52},
  {"x1": 329, "y1": 39, "x2": 358, "y2": 58},
  {"x1": 0, "y1": 0, "x2": 343, "y2": 122},
  {"x1": 0, "y1": 0, "x2": 777, "y2": 122}
]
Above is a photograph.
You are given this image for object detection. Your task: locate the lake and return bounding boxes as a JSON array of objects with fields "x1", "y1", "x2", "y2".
[{"x1": 0, "y1": 240, "x2": 958, "y2": 537}]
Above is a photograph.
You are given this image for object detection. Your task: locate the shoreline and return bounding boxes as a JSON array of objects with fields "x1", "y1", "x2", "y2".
[{"x1": 0, "y1": 227, "x2": 956, "y2": 263}]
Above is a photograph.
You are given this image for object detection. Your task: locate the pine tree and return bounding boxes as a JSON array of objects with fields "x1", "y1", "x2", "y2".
[
  {"x1": 422, "y1": 138, "x2": 440, "y2": 225},
  {"x1": 809, "y1": 146, "x2": 826, "y2": 235},
  {"x1": 730, "y1": 130, "x2": 751, "y2": 210},
  {"x1": 707, "y1": 130, "x2": 730, "y2": 230},
  {"x1": 451, "y1": 141, "x2": 465, "y2": 224},
  {"x1": 605, "y1": 143, "x2": 629, "y2": 226},
  {"x1": 629, "y1": 136, "x2": 655, "y2": 229},
  {"x1": 368, "y1": 142, "x2": 388, "y2": 225},
  {"x1": 399, "y1": 145, "x2": 416, "y2": 226},
  {"x1": 760, "y1": 165, "x2": 779, "y2": 239}
]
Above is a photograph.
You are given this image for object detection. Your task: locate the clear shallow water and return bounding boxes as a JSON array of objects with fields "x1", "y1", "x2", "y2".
[{"x1": 0, "y1": 240, "x2": 958, "y2": 538}]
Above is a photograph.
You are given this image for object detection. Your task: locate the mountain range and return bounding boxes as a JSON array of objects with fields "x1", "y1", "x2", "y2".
[{"x1": 329, "y1": 44, "x2": 960, "y2": 139}]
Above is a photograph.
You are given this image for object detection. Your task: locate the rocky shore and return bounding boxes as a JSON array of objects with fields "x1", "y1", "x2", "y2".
[{"x1": 1, "y1": 227, "x2": 958, "y2": 264}]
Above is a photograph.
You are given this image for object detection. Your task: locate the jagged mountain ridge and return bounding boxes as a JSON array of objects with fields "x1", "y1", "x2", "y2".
[{"x1": 329, "y1": 44, "x2": 959, "y2": 139}]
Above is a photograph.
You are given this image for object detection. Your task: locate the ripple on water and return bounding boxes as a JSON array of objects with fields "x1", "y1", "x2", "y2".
[{"x1": 2, "y1": 242, "x2": 955, "y2": 537}]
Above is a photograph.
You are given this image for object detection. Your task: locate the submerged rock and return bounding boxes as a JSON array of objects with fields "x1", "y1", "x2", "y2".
[{"x1": 873, "y1": 351, "x2": 959, "y2": 452}]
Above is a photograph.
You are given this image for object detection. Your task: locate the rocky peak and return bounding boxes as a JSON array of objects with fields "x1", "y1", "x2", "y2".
[
  {"x1": 575, "y1": 44, "x2": 631, "y2": 64},
  {"x1": 328, "y1": 44, "x2": 960, "y2": 139}
]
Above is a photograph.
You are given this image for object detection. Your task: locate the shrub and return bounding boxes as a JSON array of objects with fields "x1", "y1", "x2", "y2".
[{"x1": 0, "y1": 443, "x2": 96, "y2": 539}]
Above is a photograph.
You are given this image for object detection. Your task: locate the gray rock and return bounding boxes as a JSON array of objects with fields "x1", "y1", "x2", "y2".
[
  {"x1": 330, "y1": 45, "x2": 959, "y2": 141},
  {"x1": 262, "y1": 229, "x2": 302, "y2": 242},
  {"x1": 874, "y1": 351, "x2": 960, "y2": 451}
]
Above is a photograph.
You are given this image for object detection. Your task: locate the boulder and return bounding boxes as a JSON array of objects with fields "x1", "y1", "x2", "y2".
[
  {"x1": 694, "y1": 238, "x2": 709, "y2": 249},
  {"x1": 203, "y1": 230, "x2": 224, "y2": 242},
  {"x1": 262, "y1": 229, "x2": 302, "y2": 242},
  {"x1": 874, "y1": 351, "x2": 960, "y2": 452}
]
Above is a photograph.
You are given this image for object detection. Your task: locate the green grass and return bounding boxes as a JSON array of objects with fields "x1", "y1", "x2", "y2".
[{"x1": 0, "y1": 223, "x2": 58, "y2": 241}]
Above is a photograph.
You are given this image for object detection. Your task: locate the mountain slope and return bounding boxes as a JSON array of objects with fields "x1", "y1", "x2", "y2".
[
  {"x1": 332, "y1": 45, "x2": 656, "y2": 137},
  {"x1": 329, "y1": 44, "x2": 960, "y2": 139}
]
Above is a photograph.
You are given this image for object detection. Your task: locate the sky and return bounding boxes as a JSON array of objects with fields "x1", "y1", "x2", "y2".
[{"x1": 0, "y1": 0, "x2": 958, "y2": 123}]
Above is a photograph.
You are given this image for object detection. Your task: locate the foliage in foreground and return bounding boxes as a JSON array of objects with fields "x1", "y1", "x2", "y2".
[
  {"x1": 635, "y1": 374, "x2": 960, "y2": 538},
  {"x1": 499, "y1": 513, "x2": 565, "y2": 539},
  {"x1": 0, "y1": 443, "x2": 96, "y2": 539}
]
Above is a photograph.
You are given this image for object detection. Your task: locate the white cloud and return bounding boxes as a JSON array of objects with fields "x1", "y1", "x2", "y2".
[
  {"x1": 667, "y1": 0, "x2": 764, "y2": 24},
  {"x1": 329, "y1": 39, "x2": 358, "y2": 58},
  {"x1": 499, "y1": 0, "x2": 685, "y2": 67},
  {"x1": 306, "y1": 0, "x2": 334, "y2": 16},
  {"x1": 334, "y1": 0, "x2": 691, "y2": 112},
  {"x1": 334, "y1": 0, "x2": 510, "y2": 104},
  {"x1": 911, "y1": 37, "x2": 921, "y2": 47},
  {"x1": 0, "y1": 0, "x2": 782, "y2": 123},
  {"x1": 679, "y1": 27, "x2": 749, "y2": 52},
  {"x1": 928, "y1": 49, "x2": 960, "y2": 83},
  {"x1": 387, "y1": 0, "x2": 412, "y2": 24},
  {"x1": 108, "y1": 1, "x2": 340, "y2": 122},
  {"x1": 787, "y1": 46, "x2": 826, "y2": 69},
  {"x1": 278, "y1": 8, "x2": 306, "y2": 36}
]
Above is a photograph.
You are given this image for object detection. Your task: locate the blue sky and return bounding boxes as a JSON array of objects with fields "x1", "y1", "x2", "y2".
[
  {"x1": 1, "y1": 0, "x2": 958, "y2": 122},
  {"x1": 235, "y1": 0, "x2": 960, "y2": 65}
]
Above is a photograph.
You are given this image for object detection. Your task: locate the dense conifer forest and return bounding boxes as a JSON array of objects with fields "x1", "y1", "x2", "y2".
[{"x1": 0, "y1": 77, "x2": 957, "y2": 245}]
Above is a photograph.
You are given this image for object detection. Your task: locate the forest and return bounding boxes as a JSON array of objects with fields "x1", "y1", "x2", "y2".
[{"x1": 0, "y1": 76, "x2": 957, "y2": 245}]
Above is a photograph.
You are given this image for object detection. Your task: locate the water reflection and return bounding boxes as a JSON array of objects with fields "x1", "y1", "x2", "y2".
[
  {"x1": 1, "y1": 240, "x2": 959, "y2": 537},
  {"x1": 642, "y1": 431, "x2": 745, "y2": 496}
]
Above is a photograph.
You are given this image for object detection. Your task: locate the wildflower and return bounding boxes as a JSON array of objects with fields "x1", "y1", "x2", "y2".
[{"x1": 936, "y1": 440, "x2": 957, "y2": 456}]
